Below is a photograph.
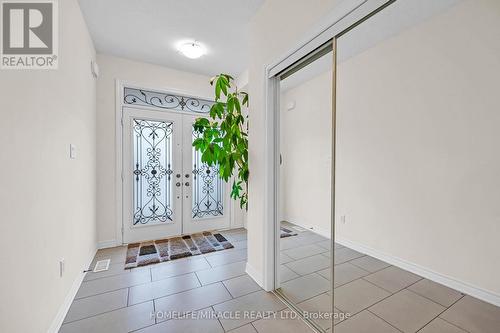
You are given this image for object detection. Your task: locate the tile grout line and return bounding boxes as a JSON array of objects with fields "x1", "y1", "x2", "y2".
[
  {"x1": 72, "y1": 286, "x2": 131, "y2": 303},
  {"x1": 220, "y1": 280, "x2": 235, "y2": 299},
  {"x1": 283, "y1": 273, "x2": 331, "y2": 304},
  {"x1": 283, "y1": 259, "x2": 332, "y2": 277},
  {"x1": 352, "y1": 278, "x2": 433, "y2": 330},
  {"x1": 221, "y1": 310, "x2": 285, "y2": 333},
  {"x1": 348, "y1": 261, "x2": 391, "y2": 274},
  {"x1": 282, "y1": 244, "x2": 330, "y2": 257},
  {"x1": 75, "y1": 270, "x2": 198, "y2": 301},
  {"x1": 250, "y1": 321, "x2": 259, "y2": 333},
  {"x1": 193, "y1": 270, "x2": 204, "y2": 287},
  {"x1": 364, "y1": 309, "x2": 405, "y2": 332},
  {"x1": 199, "y1": 271, "x2": 249, "y2": 287},
  {"x1": 414, "y1": 293, "x2": 467, "y2": 333},
  {"x1": 152, "y1": 293, "x2": 157, "y2": 325},
  {"x1": 406, "y1": 283, "x2": 465, "y2": 309},
  {"x1": 295, "y1": 290, "x2": 331, "y2": 308},
  {"x1": 212, "y1": 305, "x2": 227, "y2": 332},
  {"x1": 204, "y1": 256, "x2": 214, "y2": 268},
  {"x1": 333, "y1": 276, "x2": 424, "y2": 320},
  {"x1": 360, "y1": 273, "x2": 424, "y2": 295},
  {"x1": 129, "y1": 278, "x2": 205, "y2": 306},
  {"x1": 437, "y1": 315, "x2": 472, "y2": 333},
  {"x1": 135, "y1": 289, "x2": 273, "y2": 332},
  {"x1": 281, "y1": 250, "x2": 367, "y2": 275},
  {"x1": 281, "y1": 248, "x2": 376, "y2": 279},
  {"x1": 128, "y1": 303, "x2": 226, "y2": 332},
  {"x1": 61, "y1": 302, "x2": 143, "y2": 326},
  {"x1": 152, "y1": 282, "x2": 263, "y2": 315},
  {"x1": 213, "y1": 289, "x2": 289, "y2": 332}
]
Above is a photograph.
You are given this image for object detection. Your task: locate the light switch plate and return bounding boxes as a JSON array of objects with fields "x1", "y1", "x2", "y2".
[
  {"x1": 59, "y1": 259, "x2": 65, "y2": 277},
  {"x1": 69, "y1": 144, "x2": 76, "y2": 159}
]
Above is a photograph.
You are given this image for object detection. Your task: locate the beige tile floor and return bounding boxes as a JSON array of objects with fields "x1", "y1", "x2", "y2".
[
  {"x1": 279, "y1": 223, "x2": 500, "y2": 333},
  {"x1": 59, "y1": 227, "x2": 500, "y2": 333}
]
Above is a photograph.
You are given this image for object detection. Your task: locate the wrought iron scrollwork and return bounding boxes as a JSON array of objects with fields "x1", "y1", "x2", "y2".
[
  {"x1": 192, "y1": 129, "x2": 224, "y2": 219},
  {"x1": 133, "y1": 119, "x2": 174, "y2": 225},
  {"x1": 124, "y1": 87, "x2": 213, "y2": 114}
]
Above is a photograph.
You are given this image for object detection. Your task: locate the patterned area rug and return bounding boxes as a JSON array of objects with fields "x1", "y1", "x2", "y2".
[
  {"x1": 280, "y1": 227, "x2": 298, "y2": 238},
  {"x1": 125, "y1": 231, "x2": 234, "y2": 269}
]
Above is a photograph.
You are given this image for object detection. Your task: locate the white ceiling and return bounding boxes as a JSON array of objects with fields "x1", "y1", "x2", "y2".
[{"x1": 78, "y1": 0, "x2": 264, "y2": 77}]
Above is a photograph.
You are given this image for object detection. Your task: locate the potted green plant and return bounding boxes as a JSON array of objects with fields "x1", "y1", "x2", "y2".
[{"x1": 192, "y1": 74, "x2": 249, "y2": 210}]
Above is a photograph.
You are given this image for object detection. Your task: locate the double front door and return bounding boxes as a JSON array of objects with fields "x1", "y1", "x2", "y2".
[{"x1": 122, "y1": 107, "x2": 229, "y2": 243}]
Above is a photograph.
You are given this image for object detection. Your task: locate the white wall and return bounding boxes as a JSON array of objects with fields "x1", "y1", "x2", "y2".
[
  {"x1": 336, "y1": 0, "x2": 500, "y2": 298},
  {"x1": 0, "y1": 1, "x2": 97, "y2": 332},
  {"x1": 280, "y1": 70, "x2": 332, "y2": 237},
  {"x1": 95, "y1": 54, "x2": 215, "y2": 245},
  {"x1": 246, "y1": 0, "x2": 341, "y2": 285}
]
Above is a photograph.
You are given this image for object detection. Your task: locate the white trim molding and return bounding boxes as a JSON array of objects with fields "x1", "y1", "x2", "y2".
[
  {"x1": 337, "y1": 237, "x2": 500, "y2": 307},
  {"x1": 245, "y1": 262, "x2": 264, "y2": 289},
  {"x1": 97, "y1": 240, "x2": 118, "y2": 249},
  {"x1": 115, "y1": 79, "x2": 124, "y2": 246},
  {"x1": 47, "y1": 248, "x2": 97, "y2": 333}
]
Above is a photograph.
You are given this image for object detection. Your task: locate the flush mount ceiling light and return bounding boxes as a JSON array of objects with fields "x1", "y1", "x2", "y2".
[{"x1": 177, "y1": 41, "x2": 206, "y2": 59}]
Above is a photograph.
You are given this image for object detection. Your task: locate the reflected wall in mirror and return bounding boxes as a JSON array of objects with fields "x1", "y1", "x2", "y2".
[
  {"x1": 277, "y1": 49, "x2": 337, "y2": 332},
  {"x1": 332, "y1": 0, "x2": 500, "y2": 332}
]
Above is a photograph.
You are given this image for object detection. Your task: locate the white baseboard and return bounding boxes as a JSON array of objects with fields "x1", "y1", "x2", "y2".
[
  {"x1": 246, "y1": 262, "x2": 266, "y2": 290},
  {"x1": 47, "y1": 248, "x2": 97, "y2": 333},
  {"x1": 285, "y1": 220, "x2": 331, "y2": 239},
  {"x1": 306, "y1": 226, "x2": 330, "y2": 239},
  {"x1": 337, "y1": 237, "x2": 500, "y2": 307},
  {"x1": 97, "y1": 239, "x2": 117, "y2": 249}
]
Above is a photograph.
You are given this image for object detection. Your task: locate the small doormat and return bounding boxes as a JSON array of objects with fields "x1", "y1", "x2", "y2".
[
  {"x1": 280, "y1": 227, "x2": 298, "y2": 238},
  {"x1": 125, "y1": 231, "x2": 234, "y2": 269}
]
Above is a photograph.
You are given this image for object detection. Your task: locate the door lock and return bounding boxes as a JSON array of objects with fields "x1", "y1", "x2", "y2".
[
  {"x1": 176, "y1": 182, "x2": 181, "y2": 187},
  {"x1": 185, "y1": 182, "x2": 190, "y2": 187},
  {"x1": 176, "y1": 174, "x2": 181, "y2": 178},
  {"x1": 185, "y1": 174, "x2": 190, "y2": 178}
]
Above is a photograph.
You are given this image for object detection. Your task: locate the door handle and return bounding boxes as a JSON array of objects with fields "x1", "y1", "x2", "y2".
[
  {"x1": 176, "y1": 174, "x2": 181, "y2": 178},
  {"x1": 185, "y1": 174, "x2": 190, "y2": 178}
]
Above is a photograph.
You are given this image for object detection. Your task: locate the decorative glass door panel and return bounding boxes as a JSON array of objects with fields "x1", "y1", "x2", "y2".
[
  {"x1": 183, "y1": 115, "x2": 230, "y2": 234},
  {"x1": 133, "y1": 119, "x2": 174, "y2": 225},
  {"x1": 192, "y1": 128, "x2": 224, "y2": 219},
  {"x1": 123, "y1": 107, "x2": 183, "y2": 243}
]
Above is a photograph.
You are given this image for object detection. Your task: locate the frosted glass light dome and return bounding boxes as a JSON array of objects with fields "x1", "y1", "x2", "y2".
[{"x1": 178, "y1": 42, "x2": 206, "y2": 59}]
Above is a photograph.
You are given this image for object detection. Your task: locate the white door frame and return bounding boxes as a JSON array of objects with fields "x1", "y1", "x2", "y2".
[
  {"x1": 115, "y1": 80, "x2": 228, "y2": 245},
  {"x1": 261, "y1": 0, "x2": 394, "y2": 291}
]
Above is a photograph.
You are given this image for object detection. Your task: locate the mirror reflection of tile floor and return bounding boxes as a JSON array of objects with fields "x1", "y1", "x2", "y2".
[{"x1": 60, "y1": 227, "x2": 500, "y2": 333}]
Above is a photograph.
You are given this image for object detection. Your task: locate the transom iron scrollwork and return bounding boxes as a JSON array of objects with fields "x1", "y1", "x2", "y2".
[
  {"x1": 133, "y1": 119, "x2": 174, "y2": 225},
  {"x1": 192, "y1": 128, "x2": 224, "y2": 219},
  {"x1": 124, "y1": 87, "x2": 213, "y2": 114}
]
